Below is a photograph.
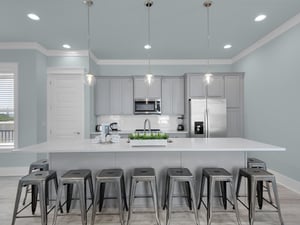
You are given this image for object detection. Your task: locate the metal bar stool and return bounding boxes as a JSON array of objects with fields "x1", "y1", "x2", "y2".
[
  {"x1": 23, "y1": 159, "x2": 49, "y2": 206},
  {"x1": 197, "y1": 168, "x2": 241, "y2": 225},
  {"x1": 52, "y1": 169, "x2": 94, "y2": 225},
  {"x1": 12, "y1": 170, "x2": 62, "y2": 225},
  {"x1": 127, "y1": 168, "x2": 160, "y2": 225},
  {"x1": 163, "y1": 168, "x2": 199, "y2": 225},
  {"x1": 247, "y1": 157, "x2": 273, "y2": 207},
  {"x1": 236, "y1": 168, "x2": 284, "y2": 225},
  {"x1": 91, "y1": 169, "x2": 128, "y2": 225}
]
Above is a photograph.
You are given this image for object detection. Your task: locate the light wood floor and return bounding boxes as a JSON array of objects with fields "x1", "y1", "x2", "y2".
[{"x1": 1, "y1": 176, "x2": 299, "y2": 225}]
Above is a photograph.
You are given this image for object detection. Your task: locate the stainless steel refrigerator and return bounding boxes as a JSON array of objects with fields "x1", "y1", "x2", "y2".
[{"x1": 189, "y1": 98, "x2": 227, "y2": 137}]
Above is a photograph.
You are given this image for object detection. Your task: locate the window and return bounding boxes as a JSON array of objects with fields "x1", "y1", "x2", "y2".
[{"x1": 0, "y1": 72, "x2": 15, "y2": 148}]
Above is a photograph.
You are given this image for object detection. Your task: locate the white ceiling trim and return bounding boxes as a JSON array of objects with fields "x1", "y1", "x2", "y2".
[
  {"x1": 232, "y1": 12, "x2": 300, "y2": 63},
  {"x1": 97, "y1": 59, "x2": 232, "y2": 66},
  {"x1": 1, "y1": 12, "x2": 300, "y2": 66},
  {"x1": 0, "y1": 42, "x2": 48, "y2": 55}
]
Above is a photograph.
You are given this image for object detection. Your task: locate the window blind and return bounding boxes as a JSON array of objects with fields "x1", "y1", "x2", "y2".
[{"x1": 0, "y1": 77, "x2": 14, "y2": 112}]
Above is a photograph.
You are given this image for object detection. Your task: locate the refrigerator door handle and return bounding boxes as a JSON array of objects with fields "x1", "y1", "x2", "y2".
[{"x1": 204, "y1": 108, "x2": 209, "y2": 138}]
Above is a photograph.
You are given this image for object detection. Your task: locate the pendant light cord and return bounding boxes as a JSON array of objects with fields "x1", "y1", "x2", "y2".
[
  {"x1": 146, "y1": 1, "x2": 152, "y2": 75},
  {"x1": 85, "y1": 0, "x2": 93, "y2": 74},
  {"x1": 87, "y1": 2, "x2": 91, "y2": 73},
  {"x1": 206, "y1": 1, "x2": 211, "y2": 67}
]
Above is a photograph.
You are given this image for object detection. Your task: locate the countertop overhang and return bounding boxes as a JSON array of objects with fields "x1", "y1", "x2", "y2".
[{"x1": 13, "y1": 138, "x2": 286, "y2": 153}]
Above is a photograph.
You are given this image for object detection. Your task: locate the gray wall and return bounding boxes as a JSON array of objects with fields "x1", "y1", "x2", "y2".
[{"x1": 233, "y1": 24, "x2": 300, "y2": 182}]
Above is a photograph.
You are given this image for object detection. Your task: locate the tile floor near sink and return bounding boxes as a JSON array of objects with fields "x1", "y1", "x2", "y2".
[{"x1": 2, "y1": 176, "x2": 300, "y2": 225}]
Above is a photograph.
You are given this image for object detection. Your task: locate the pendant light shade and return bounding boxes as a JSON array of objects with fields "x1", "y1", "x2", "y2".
[
  {"x1": 203, "y1": 0, "x2": 213, "y2": 83},
  {"x1": 84, "y1": 0, "x2": 95, "y2": 86}
]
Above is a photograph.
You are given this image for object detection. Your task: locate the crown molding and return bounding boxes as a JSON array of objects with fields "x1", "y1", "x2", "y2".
[
  {"x1": 97, "y1": 59, "x2": 232, "y2": 66},
  {"x1": 232, "y1": 12, "x2": 300, "y2": 63}
]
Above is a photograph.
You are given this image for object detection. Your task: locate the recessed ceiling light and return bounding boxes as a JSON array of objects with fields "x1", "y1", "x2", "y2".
[
  {"x1": 224, "y1": 44, "x2": 232, "y2": 49},
  {"x1": 144, "y1": 44, "x2": 151, "y2": 49},
  {"x1": 254, "y1": 14, "x2": 267, "y2": 22},
  {"x1": 62, "y1": 44, "x2": 71, "y2": 49},
  {"x1": 27, "y1": 13, "x2": 40, "y2": 21}
]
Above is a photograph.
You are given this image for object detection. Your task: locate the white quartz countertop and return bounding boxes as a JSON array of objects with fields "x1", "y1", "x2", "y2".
[{"x1": 13, "y1": 138, "x2": 285, "y2": 153}]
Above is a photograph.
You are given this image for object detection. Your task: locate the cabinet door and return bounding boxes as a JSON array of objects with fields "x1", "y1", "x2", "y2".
[
  {"x1": 134, "y1": 77, "x2": 161, "y2": 99},
  {"x1": 189, "y1": 75, "x2": 205, "y2": 97},
  {"x1": 172, "y1": 78, "x2": 184, "y2": 115},
  {"x1": 225, "y1": 76, "x2": 240, "y2": 108},
  {"x1": 208, "y1": 76, "x2": 224, "y2": 97},
  {"x1": 110, "y1": 79, "x2": 122, "y2": 114},
  {"x1": 95, "y1": 78, "x2": 110, "y2": 115},
  {"x1": 227, "y1": 108, "x2": 242, "y2": 137},
  {"x1": 121, "y1": 78, "x2": 133, "y2": 114},
  {"x1": 148, "y1": 77, "x2": 161, "y2": 99},
  {"x1": 162, "y1": 78, "x2": 173, "y2": 114}
]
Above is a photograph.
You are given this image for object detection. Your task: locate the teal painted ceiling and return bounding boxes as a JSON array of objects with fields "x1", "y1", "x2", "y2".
[{"x1": 1, "y1": 0, "x2": 300, "y2": 59}]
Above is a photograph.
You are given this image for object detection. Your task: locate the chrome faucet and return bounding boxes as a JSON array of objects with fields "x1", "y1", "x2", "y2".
[{"x1": 144, "y1": 119, "x2": 151, "y2": 133}]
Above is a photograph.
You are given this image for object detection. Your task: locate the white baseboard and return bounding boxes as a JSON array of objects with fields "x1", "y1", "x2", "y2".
[
  {"x1": 269, "y1": 169, "x2": 300, "y2": 195},
  {"x1": 0, "y1": 167, "x2": 28, "y2": 176}
]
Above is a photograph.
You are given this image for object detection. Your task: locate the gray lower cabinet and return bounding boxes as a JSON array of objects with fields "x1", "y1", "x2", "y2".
[
  {"x1": 134, "y1": 77, "x2": 161, "y2": 99},
  {"x1": 162, "y1": 77, "x2": 184, "y2": 115},
  {"x1": 95, "y1": 77, "x2": 133, "y2": 115}
]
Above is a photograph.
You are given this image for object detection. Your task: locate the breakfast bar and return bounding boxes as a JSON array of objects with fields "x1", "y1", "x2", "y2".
[
  {"x1": 14, "y1": 138, "x2": 285, "y2": 199},
  {"x1": 14, "y1": 138, "x2": 285, "y2": 173}
]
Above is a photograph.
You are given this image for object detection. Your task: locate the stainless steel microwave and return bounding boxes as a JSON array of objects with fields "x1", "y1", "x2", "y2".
[{"x1": 134, "y1": 99, "x2": 161, "y2": 115}]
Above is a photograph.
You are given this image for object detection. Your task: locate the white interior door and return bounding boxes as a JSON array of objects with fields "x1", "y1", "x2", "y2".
[{"x1": 47, "y1": 72, "x2": 84, "y2": 140}]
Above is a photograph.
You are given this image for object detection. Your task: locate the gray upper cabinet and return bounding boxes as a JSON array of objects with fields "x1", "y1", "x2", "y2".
[
  {"x1": 134, "y1": 77, "x2": 161, "y2": 99},
  {"x1": 188, "y1": 74, "x2": 224, "y2": 98},
  {"x1": 95, "y1": 78, "x2": 110, "y2": 115},
  {"x1": 95, "y1": 77, "x2": 133, "y2": 115},
  {"x1": 121, "y1": 78, "x2": 134, "y2": 114},
  {"x1": 162, "y1": 77, "x2": 184, "y2": 115},
  {"x1": 225, "y1": 75, "x2": 241, "y2": 108}
]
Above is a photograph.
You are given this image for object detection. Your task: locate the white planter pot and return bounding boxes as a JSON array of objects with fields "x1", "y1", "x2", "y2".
[{"x1": 129, "y1": 139, "x2": 167, "y2": 147}]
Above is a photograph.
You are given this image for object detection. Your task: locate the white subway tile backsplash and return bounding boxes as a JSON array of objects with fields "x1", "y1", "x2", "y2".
[{"x1": 97, "y1": 115, "x2": 179, "y2": 131}]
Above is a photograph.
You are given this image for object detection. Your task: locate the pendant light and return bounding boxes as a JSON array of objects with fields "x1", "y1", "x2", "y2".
[
  {"x1": 203, "y1": 0, "x2": 213, "y2": 138},
  {"x1": 144, "y1": 0, "x2": 153, "y2": 86},
  {"x1": 83, "y1": 0, "x2": 95, "y2": 86},
  {"x1": 203, "y1": 0, "x2": 213, "y2": 85}
]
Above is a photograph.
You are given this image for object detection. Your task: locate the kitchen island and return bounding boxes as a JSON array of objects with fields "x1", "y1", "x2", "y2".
[
  {"x1": 14, "y1": 138, "x2": 285, "y2": 172},
  {"x1": 14, "y1": 138, "x2": 285, "y2": 206}
]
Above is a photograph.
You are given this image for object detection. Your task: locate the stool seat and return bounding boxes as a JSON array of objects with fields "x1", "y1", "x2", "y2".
[
  {"x1": 167, "y1": 168, "x2": 192, "y2": 177},
  {"x1": 247, "y1": 157, "x2": 266, "y2": 167},
  {"x1": 30, "y1": 159, "x2": 49, "y2": 170},
  {"x1": 62, "y1": 169, "x2": 91, "y2": 180},
  {"x1": 21, "y1": 170, "x2": 56, "y2": 183},
  {"x1": 133, "y1": 167, "x2": 155, "y2": 177},
  {"x1": 97, "y1": 168, "x2": 123, "y2": 178},
  {"x1": 202, "y1": 168, "x2": 231, "y2": 177},
  {"x1": 240, "y1": 168, "x2": 273, "y2": 177}
]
